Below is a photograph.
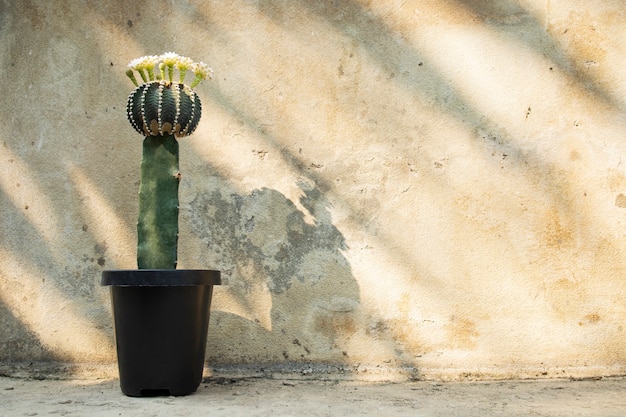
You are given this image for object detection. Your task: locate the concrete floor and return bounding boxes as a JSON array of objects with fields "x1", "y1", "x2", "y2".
[{"x1": 1, "y1": 375, "x2": 625, "y2": 416}]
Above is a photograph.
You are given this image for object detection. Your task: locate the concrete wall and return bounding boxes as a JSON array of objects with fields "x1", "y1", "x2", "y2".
[{"x1": 1, "y1": 0, "x2": 626, "y2": 380}]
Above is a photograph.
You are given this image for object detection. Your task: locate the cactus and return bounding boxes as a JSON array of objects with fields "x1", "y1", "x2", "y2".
[
  {"x1": 127, "y1": 81, "x2": 202, "y2": 138},
  {"x1": 124, "y1": 53, "x2": 212, "y2": 269}
]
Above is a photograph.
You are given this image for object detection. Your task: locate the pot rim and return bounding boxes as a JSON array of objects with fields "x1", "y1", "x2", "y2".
[{"x1": 101, "y1": 269, "x2": 221, "y2": 287}]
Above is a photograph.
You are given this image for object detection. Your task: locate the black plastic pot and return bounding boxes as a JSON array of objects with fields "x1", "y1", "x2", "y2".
[{"x1": 101, "y1": 269, "x2": 221, "y2": 397}]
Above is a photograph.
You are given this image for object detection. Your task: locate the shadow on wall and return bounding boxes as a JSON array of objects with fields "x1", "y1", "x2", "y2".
[
  {"x1": 0, "y1": 185, "x2": 115, "y2": 364},
  {"x1": 0, "y1": 300, "x2": 57, "y2": 363},
  {"x1": 187, "y1": 180, "x2": 363, "y2": 366}
]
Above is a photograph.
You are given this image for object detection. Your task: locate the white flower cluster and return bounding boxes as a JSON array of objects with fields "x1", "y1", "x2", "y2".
[{"x1": 126, "y1": 52, "x2": 213, "y2": 89}]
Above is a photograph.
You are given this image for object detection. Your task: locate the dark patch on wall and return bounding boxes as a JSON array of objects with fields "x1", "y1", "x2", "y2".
[{"x1": 189, "y1": 185, "x2": 348, "y2": 294}]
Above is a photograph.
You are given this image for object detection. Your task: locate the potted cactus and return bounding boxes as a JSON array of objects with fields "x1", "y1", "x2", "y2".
[{"x1": 101, "y1": 53, "x2": 221, "y2": 397}]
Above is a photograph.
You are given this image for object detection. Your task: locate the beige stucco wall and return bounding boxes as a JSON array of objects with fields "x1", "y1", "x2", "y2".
[{"x1": 1, "y1": 0, "x2": 626, "y2": 380}]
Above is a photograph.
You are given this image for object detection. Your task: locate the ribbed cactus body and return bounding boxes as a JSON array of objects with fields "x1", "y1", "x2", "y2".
[
  {"x1": 127, "y1": 81, "x2": 202, "y2": 138},
  {"x1": 137, "y1": 135, "x2": 180, "y2": 269}
]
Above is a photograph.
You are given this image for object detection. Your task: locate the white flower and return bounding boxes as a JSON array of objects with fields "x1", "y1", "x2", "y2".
[
  {"x1": 190, "y1": 61, "x2": 213, "y2": 88},
  {"x1": 127, "y1": 55, "x2": 161, "y2": 82},
  {"x1": 159, "y1": 52, "x2": 181, "y2": 82},
  {"x1": 143, "y1": 55, "x2": 160, "y2": 80},
  {"x1": 126, "y1": 53, "x2": 213, "y2": 87},
  {"x1": 192, "y1": 61, "x2": 213, "y2": 79},
  {"x1": 175, "y1": 56, "x2": 194, "y2": 71},
  {"x1": 127, "y1": 57, "x2": 146, "y2": 71},
  {"x1": 160, "y1": 52, "x2": 180, "y2": 66},
  {"x1": 174, "y1": 56, "x2": 194, "y2": 83}
]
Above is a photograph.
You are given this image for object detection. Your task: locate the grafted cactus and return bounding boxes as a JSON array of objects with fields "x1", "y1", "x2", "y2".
[{"x1": 124, "y1": 53, "x2": 212, "y2": 269}]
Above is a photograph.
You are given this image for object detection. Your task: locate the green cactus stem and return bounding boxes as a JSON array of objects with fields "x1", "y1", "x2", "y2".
[{"x1": 137, "y1": 135, "x2": 180, "y2": 269}]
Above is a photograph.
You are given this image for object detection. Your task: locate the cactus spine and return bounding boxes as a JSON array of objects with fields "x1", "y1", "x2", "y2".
[{"x1": 125, "y1": 53, "x2": 212, "y2": 269}]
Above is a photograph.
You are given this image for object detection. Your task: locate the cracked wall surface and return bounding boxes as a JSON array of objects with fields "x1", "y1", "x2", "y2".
[{"x1": 1, "y1": 0, "x2": 626, "y2": 380}]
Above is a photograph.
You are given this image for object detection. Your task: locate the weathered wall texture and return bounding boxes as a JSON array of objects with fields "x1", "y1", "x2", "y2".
[{"x1": 1, "y1": 0, "x2": 626, "y2": 380}]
